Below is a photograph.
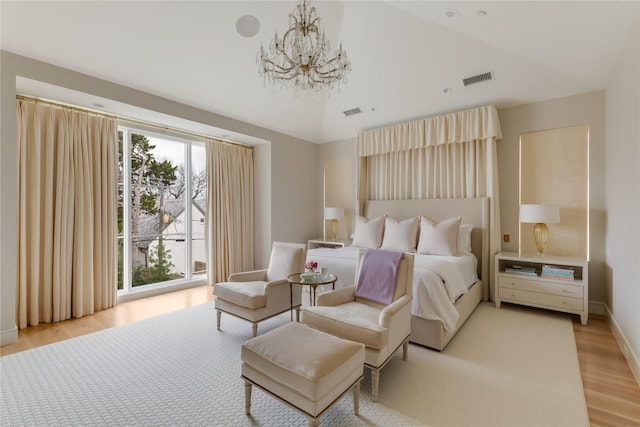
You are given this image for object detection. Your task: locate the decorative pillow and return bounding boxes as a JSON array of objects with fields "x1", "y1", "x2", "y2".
[
  {"x1": 417, "y1": 216, "x2": 462, "y2": 256},
  {"x1": 458, "y1": 224, "x2": 474, "y2": 255},
  {"x1": 351, "y1": 215, "x2": 385, "y2": 249},
  {"x1": 381, "y1": 216, "x2": 420, "y2": 252}
]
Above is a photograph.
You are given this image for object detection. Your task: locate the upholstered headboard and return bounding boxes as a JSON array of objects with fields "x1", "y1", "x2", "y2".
[{"x1": 363, "y1": 197, "x2": 490, "y2": 301}]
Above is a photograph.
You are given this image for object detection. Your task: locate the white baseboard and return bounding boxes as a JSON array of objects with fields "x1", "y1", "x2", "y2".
[
  {"x1": 606, "y1": 306, "x2": 640, "y2": 385},
  {"x1": 1, "y1": 325, "x2": 18, "y2": 347},
  {"x1": 588, "y1": 300, "x2": 606, "y2": 315}
]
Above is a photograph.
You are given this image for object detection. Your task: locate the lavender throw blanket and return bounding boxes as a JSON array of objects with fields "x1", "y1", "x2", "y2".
[{"x1": 355, "y1": 249, "x2": 404, "y2": 305}]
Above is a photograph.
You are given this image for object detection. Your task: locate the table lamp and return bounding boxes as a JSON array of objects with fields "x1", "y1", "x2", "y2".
[
  {"x1": 520, "y1": 204, "x2": 560, "y2": 256},
  {"x1": 324, "y1": 207, "x2": 344, "y2": 240}
]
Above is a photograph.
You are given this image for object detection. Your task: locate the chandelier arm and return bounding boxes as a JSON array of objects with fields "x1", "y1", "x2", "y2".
[{"x1": 257, "y1": 0, "x2": 351, "y2": 92}]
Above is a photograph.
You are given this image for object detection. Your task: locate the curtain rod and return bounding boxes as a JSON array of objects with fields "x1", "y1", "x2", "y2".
[{"x1": 15, "y1": 94, "x2": 252, "y2": 150}]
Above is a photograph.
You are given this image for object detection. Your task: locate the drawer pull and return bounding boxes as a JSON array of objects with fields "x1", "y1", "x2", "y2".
[{"x1": 562, "y1": 289, "x2": 573, "y2": 294}]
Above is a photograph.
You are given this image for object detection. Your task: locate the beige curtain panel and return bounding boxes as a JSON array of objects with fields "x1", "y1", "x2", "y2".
[
  {"x1": 205, "y1": 141, "x2": 254, "y2": 283},
  {"x1": 356, "y1": 105, "x2": 502, "y2": 300},
  {"x1": 16, "y1": 99, "x2": 118, "y2": 329}
]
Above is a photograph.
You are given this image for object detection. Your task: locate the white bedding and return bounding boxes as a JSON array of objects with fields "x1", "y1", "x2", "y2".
[{"x1": 306, "y1": 247, "x2": 479, "y2": 332}]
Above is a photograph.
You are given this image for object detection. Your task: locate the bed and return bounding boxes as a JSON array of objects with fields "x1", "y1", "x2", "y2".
[{"x1": 307, "y1": 197, "x2": 489, "y2": 350}]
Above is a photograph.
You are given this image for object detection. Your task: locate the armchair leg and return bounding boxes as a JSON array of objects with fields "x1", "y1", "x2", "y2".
[
  {"x1": 216, "y1": 310, "x2": 221, "y2": 331},
  {"x1": 252, "y1": 323, "x2": 258, "y2": 337},
  {"x1": 371, "y1": 368, "x2": 380, "y2": 402},
  {"x1": 403, "y1": 339, "x2": 409, "y2": 361}
]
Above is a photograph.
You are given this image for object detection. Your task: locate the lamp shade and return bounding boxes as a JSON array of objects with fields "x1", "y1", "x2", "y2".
[
  {"x1": 519, "y1": 204, "x2": 560, "y2": 224},
  {"x1": 324, "y1": 207, "x2": 345, "y2": 220}
]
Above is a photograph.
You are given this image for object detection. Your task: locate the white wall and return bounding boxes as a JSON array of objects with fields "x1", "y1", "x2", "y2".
[
  {"x1": 605, "y1": 22, "x2": 640, "y2": 381},
  {"x1": 0, "y1": 51, "x2": 319, "y2": 345}
]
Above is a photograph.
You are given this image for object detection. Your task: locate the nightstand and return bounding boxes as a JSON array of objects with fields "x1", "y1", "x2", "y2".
[
  {"x1": 495, "y1": 251, "x2": 588, "y2": 325},
  {"x1": 307, "y1": 238, "x2": 350, "y2": 250}
]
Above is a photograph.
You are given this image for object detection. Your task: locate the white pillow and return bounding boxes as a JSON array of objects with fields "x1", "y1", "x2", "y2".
[
  {"x1": 351, "y1": 215, "x2": 386, "y2": 249},
  {"x1": 381, "y1": 216, "x2": 420, "y2": 252},
  {"x1": 458, "y1": 224, "x2": 473, "y2": 255},
  {"x1": 417, "y1": 216, "x2": 461, "y2": 256}
]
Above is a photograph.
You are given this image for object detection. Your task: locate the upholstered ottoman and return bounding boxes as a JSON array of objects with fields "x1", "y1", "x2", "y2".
[{"x1": 241, "y1": 322, "x2": 365, "y2": 426}]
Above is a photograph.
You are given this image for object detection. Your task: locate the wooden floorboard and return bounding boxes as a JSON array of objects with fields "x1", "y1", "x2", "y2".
[{"x1": 2, "y1": 286, "x2": 639, "y2": 425}]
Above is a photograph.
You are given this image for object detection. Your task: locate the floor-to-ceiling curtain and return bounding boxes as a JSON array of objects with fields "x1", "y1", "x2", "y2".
[
  {"x1": 16, "y1": 99, "x2": 118, "y2": 329},
  {"x1": 356, "y1": 104, "x2": 502, "y2": 300},
  {"x1": 205, "y1": 140, "x2": 254, "y2": 283}
]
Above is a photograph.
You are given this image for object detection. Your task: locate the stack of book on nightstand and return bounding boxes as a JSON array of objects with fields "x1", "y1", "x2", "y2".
[
  {"x1": 541, "y1": 265, "x2": 575, "y2": 280},
  {"x1": 505, "y1": 265, "x2": 538, "y2": 276}
]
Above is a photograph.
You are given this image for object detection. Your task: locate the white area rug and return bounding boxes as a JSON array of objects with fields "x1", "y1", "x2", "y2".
[{"x1": 1, "y1": 302, "x2": 589, "y2": 426}]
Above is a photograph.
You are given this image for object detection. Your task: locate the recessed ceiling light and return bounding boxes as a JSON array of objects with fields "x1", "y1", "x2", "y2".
[
  {"x1": 477, "y1": 10, "x2": 487, "y2": 17},
  {"x1": 236, "y1": 15, "x2": 260, "y2": 38},
  {"x1": 444, "y1": 9, "x2": 460, "y2": 18},
  {"x1": 91, "y1": 102, "x2": 105, "y2": 108},
  {"x1": 442, "y1": 87, "x2": 453, "y2": 94}
]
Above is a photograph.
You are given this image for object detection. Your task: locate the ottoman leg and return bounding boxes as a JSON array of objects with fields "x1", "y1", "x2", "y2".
[
  {"x1": 252, "y1": 323, "x2": 258, "y2": 337},
  {"x1": 353, "y1": 380, "x2": 361, "y2": 415},
  {"x1": 244, "y1": 380, "x2": 252, "y2": 415},
  {"x1": 308, "y1": 417, "x2": 319, "y2": 427},
  {"x1": 403, "y1": 339, "x2": 409, "y2": 361},
  {"x1": 371, "y1": 368, "x2": 380, "y2": 402},
  {"x1": 216, "y1": 310, "x2": 221, "y2": 331}
]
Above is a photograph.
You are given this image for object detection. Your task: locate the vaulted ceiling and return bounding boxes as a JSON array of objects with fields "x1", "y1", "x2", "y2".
[{"x1": 1, "y1": 1, "x2": 637, "y2": 144}]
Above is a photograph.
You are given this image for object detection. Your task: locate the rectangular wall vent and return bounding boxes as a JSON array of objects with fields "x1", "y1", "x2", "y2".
[
  {"x1": 463, "y1": 71, "x2": 494, "y2": 87},
  {"x1": 343, "y1": 107, "x2": 362, "y2": 117}
]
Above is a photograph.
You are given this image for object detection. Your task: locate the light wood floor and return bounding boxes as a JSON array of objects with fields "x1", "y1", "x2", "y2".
[{"x1": 2, "y1": 286, "x2": 639, "y2": 426}]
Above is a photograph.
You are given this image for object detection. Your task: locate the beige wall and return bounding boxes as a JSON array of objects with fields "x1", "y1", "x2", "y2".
[
  {"x1": 0, "y1": 51, "x2": 319, "y2": 345},
  {"x1": 498, "y1": 92, "x2": 606, "y2": 306},
  {"x1": 604, "y1": 21, "x2": 640, "y2": 380}
]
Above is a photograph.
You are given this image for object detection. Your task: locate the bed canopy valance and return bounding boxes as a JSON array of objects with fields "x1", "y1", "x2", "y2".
[
  {"x1": 355, "y1": 104, "x2": 502, "y2": 157},
  {"x1": 355, "y1": 104, "x2": 502, "y2": 300}
]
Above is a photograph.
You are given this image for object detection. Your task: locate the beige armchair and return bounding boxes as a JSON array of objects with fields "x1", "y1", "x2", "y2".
[
  {"x1": 300, "y1": 250, "x2": 413, "y2": 402},
  {"x1": 214, "y1": 241, "x2": 306, "y2": 337}
]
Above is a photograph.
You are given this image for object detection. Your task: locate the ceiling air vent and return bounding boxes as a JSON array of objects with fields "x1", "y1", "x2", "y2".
[
  {"x1": 343, "y1": 107, "x2": 362, "y2": 117},
  {"x1": 462, "y1": 71, "x2": 494, "y2": 87}
]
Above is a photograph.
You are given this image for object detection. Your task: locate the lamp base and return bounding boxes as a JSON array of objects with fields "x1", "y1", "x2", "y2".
[
  {"x1": 330, "y1": 219, "x2": 338, "y2": 240},
  {"x1": 533, "y1": 222, "x2": 548, "y2": 256}
]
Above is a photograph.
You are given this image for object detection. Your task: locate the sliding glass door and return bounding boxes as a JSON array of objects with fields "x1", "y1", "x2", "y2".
[{"x1": 118, "y1": 127, "x2": 207, "y2": 293}]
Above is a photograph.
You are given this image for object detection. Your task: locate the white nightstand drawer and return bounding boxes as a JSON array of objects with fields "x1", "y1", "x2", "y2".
[
  {"x1": 498, "y1": 276, "x2": 583, "y2": 298},
  {"x1": 498, "y1": 287, "x2": 583, "y2": 311}
]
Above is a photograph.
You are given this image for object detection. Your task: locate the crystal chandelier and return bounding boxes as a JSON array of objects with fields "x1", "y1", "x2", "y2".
[{"x1": 257, "y1": 0, "x2": 351, "y2": 93}]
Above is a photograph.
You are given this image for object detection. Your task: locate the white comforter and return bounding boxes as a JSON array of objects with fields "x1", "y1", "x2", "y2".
[{"x1": 412, "y1": 255, "x2": 475, "y2": 332}]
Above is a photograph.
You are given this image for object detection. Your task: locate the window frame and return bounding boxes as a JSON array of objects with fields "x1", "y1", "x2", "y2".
[{"x1": 118, "y1": 124, "x2": 206, "y2": 297}]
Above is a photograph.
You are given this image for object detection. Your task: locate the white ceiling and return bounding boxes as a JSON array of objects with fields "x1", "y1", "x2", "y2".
[{"x1": 1, "y1": 1, "x2": 638, "y2": 144}]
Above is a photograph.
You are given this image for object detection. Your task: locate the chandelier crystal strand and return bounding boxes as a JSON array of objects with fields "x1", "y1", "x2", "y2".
[{"x1": 257, "y1": 0, "x2": 351, "y2": 93}]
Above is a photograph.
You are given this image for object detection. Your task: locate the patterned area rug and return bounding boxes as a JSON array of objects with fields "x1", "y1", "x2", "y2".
[{"x1": 0, "y1": 302, "x2": 589, "y2": 426}]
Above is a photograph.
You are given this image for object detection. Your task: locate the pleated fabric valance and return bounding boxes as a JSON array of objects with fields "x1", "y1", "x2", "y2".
[{"x1": 355, "y1": 104, "x2": 502, "y2": 157}]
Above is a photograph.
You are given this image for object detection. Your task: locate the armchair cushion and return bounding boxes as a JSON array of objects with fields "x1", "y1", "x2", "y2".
[
  {"x1": 315, "y1": 285, "x2": 356, "y2": 307},
  {"x1": 214, "y1": 281, "x2": 267, "y2": 309},
  {"x1": 266, "y1": 244, "x2": 306, "y2": 281},
  {"x1": 301, "y1": 302, "x2": 388, "y2": 349}
]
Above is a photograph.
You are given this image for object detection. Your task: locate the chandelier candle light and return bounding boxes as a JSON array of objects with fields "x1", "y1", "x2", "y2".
[
  {"x1": 519, "y1": 204, "x2": 560, "y2": 256},
  {"x1": 257, "y1": 0, "x2": 351, "y2": 92}
]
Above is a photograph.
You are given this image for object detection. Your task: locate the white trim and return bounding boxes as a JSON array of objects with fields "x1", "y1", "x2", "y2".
[
  {"x1": 606, "y1": 305, "x2": 640, "y2": 385},
  {"x1": 588, "y1": 300, "x2": 606, "y2": 315},
  {"x1": 0, "y1": 325, "x2": 18, "y2": 346}
]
